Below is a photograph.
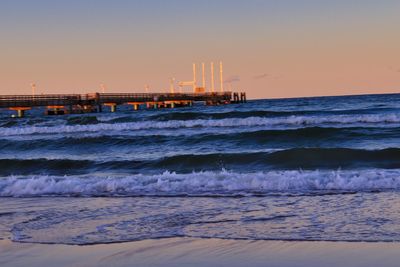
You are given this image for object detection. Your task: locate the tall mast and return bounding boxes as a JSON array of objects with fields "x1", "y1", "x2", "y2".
[
  {"x1": 202, "y1": 62, "x2": 205, "y2": 90},
  {"x1": 31, "y1": 83, "x2": 36, "y2": 95},
  {"x1": 192, "y1": 63, "x2": 197, "y2": 92},
  {"x1": 219, "y1": 61, "x2": 224, "y2": 92},
  {"x1": 170, "y1": 77, "x2": 175, "y2": 93},
  {"x1": 210, "y1": 62, "x2": 215, "y2": 92}
]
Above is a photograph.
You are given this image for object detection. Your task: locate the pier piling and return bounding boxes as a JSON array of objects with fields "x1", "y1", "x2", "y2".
[
  {"x1": 9, "y1": 107, "x2": 31, "y2": 118},
  {"x1": 18, "y1": 109, "x2": 25, "y2": 118},
  {"x1": 104, "y1": 103, "x2": 117, "y2": 112},
  {"x1": 240, "y1": 92, "x2": 247, "y2": 103}
]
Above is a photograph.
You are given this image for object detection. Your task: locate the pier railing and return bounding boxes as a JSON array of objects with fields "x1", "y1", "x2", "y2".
[
  {"x1": 0, "y1": 92, "x2": 233, "y2": 108},
  {"x1": 98, "y1": 92, "x2": 232, "y2": 104},
  {"x1": 0, "y1": 94, "x2": 82, "y2": 108}
]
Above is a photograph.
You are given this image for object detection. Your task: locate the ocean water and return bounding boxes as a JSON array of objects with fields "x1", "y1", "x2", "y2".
[{"x1": 1, "y1": 93, "x2": 400, "y2": 244}]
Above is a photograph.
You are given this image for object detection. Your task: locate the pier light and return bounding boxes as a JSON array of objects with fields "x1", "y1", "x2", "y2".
[{"x1": 100, "y1": 84, "x2": 106, "y2": 93}]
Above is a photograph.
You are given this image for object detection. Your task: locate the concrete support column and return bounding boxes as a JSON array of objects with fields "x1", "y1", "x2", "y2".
[
  {"x1": 17, "y1": 109, "x2": 25, "y2": 118},
  {"x1": 240, "y1": 92, "x2": 247, "y2": 103},
  {"x1": 104, "y1": 103, "x2": 117, "y2": 113},
  {"x1": 126, "y1": 102, "x2": 143, "y2": 111},
  {"x1": 10, "y1": 107, "x2": 30, "y2": 118}
]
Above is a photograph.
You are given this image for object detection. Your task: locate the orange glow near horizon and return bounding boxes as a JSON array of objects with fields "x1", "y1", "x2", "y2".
[{"x1": 0, "y1": 1, "x2": 399, "y2": 99}]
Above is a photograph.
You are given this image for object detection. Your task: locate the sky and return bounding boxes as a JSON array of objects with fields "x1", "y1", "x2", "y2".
[{"x1": 0, "y1": 0, "x2": 399, "y2": 99}]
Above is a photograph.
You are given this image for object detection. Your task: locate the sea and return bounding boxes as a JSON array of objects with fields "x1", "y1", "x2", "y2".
[{"x1": 1, "y1": 93, "x2": 400, "y2": 245}]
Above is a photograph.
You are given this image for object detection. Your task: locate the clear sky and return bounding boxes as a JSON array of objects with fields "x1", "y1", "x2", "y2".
[{"x1": 1, "y1": 0, "x2": 399, "y2": 99}]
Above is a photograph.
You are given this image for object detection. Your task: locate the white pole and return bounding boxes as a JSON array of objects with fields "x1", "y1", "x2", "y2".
[
  {"x1": 211, "y1": 62, "x2": 215, "y2": 93},
  {"x1": 202, "y1": 62, "x2": 205, "y2": 90},
  {"x1": 193, "y1": 63, "x2": 197, "y2": 92},
  {"x1": 219, "y1": 61, "x2": 224, "y2": 92},
  {"x1": 31, "y1": 83, "x2": 36, "y2": 95},
  {"x1": 100, "y1": 83, "x2": 106, "y2": 93},
  {"x1": 170, "y1": 78, "x2": 175, "y2": 93}
]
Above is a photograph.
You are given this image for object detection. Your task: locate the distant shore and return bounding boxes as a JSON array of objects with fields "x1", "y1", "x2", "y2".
[{"x1": 2, "y1": 238, "x2": 400, "y2": 267}]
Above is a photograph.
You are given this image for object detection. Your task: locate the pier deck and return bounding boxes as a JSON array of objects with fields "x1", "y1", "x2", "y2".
[{"x1": 0, "y1": 91, "x2": 246, "y2": 117}]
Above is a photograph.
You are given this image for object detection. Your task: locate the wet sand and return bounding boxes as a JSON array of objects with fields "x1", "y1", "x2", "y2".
[{"x1": 1, "y1": 238, "x2": 400, "y2": 267}]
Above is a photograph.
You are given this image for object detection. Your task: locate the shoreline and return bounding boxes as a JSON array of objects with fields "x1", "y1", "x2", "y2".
[{"x1": 2, "y1": 238, "x2": 400, "y2": 267}]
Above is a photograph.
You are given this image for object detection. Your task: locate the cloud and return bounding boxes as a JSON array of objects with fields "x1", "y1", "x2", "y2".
[
  {"x1": 387, "y1": 66, "x2": 400, "y2": 73},
  {"x1": 224, "y1": 75, "x2": 240, "y2": 83},
  {"x1": 253, "y1": 73, "x2": 269, "y2": 80}
]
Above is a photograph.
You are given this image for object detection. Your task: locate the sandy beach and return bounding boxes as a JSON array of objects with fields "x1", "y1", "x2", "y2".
[{"x1": 2, "y1": 238, "x2": 400, "y2": 267}]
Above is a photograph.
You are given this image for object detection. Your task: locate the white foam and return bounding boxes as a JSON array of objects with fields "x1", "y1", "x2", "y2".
[
  {"x1": 1, "y1": 113, "x2": 400, "y2": 137},
  {"x1": 1, "y1": 169, "x2": 400, "y2": 197}
]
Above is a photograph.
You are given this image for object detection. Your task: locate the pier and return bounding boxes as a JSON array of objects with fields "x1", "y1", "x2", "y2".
[
  {"x1": 0, "y1": 91, "x2": 246, "y2": 117},
  {"x1": 0, "y1": 62, "x2": 247, "y2": 117}
]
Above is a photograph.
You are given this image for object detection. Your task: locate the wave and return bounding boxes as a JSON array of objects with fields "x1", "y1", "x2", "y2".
[
  {"x1": 1, "y1": 148, "x2": 400, "y2": 176},
  {"x1": 2, "y1": 169, "x2": 400, "y2": 197},
  {"x1": 149, "y1": 107, "x2": 400, "y2": 121},
  {"x1": 2, "y1": 126, "x2": 398, "y2": 151},
  {"x1": 145, "y1": 148, "x2": 400, "y2": 171},
  {"x1": 0, "y1": 158, "x2": 95, "y2": 176},
  {"x1": 1, "y1": 113, "x2": 400, "y2": 136},
  {"x1": 0, "y1": 121, "x2": 19, "y2": 128},
  {"x1": 147, "y1": 110, "x2": 305, "y2": 121},
  {"x1": 201, "y1": 126, "x2": 399, "y2": 144},
  {"x1": 66, "y1": 116, "x2": 100, "y2": 125}
]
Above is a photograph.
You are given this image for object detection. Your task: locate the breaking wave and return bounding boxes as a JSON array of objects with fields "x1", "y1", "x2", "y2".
[
  {"x1": 1, "y1": 169, "x2": 400, "y2": 197},
  {"x1": 1, "y1": 113, "x2": 400, "y2": 136},
  {"x1": 122, "y1": 107, "x2": 399, "y2": 122},
  {"x1": 2, "y1": 127, "x2": 400, "y2": 151},
  {"x1": 1, "y1": 148, "x2": 400, "y2": 176}
]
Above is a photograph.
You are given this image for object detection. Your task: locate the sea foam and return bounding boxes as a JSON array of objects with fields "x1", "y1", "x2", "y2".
[{"x1": 1, "y1": 169, "x2": 400, "y2": 197}]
